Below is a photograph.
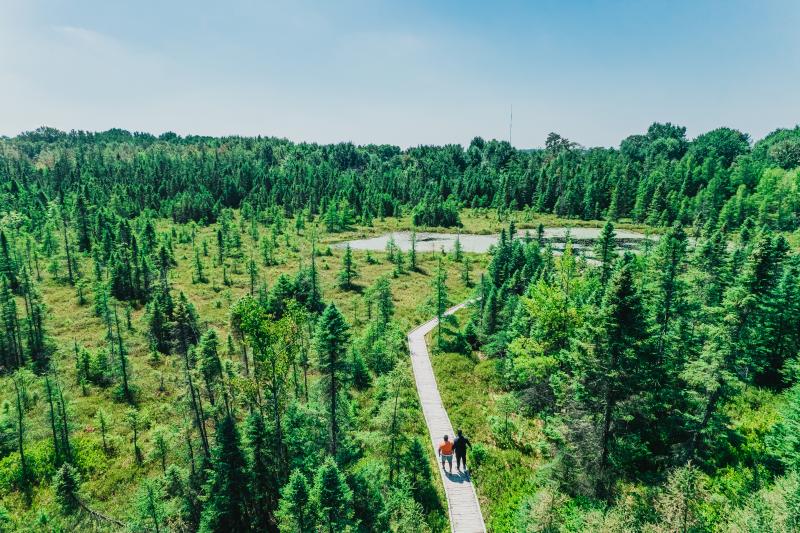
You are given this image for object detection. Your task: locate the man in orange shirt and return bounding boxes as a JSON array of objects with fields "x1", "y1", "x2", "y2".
[{"x1": 438, "y1": 434, "x2": 454, "y2": 473}]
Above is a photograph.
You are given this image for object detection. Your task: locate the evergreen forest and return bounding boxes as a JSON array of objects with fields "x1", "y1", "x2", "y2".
[{"x1": 1, "y1": 122, "x2": 800, "y2": 531}]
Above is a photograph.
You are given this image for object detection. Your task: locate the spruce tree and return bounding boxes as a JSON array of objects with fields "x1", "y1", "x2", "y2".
[
  {"x1": 151, "y1": 426, "x2": 171, "y2": 474},
  {"x1": 0, "y1": 275, "x2": 22, "y2": 369},
  {"x1": 114, "y1": 305, "x2": 134, "y2": 404},
  {"x1": 453, "y1": 231, "x2": 463, "y2": 262},
  {"x1": 126, "y1": 407, "x2": 144, "y2": 464},
  {"x1": 409, "y1": 230, "x2": 418, "y2": 271},
  {"x1": 372, "y1": 276, "x2": 394, "y2": 329},
  {"x1": 315, "y1": 304, "x2": 350, "y2": 456},
  {"x1": 13, "y1": 374, "x2": 31, "y2": 501},
  {"x1": 584, "y1": 254, "x2": 652, "y2": 497},
  {"x1": 337, "y1": 244, "x2": 358, "y2": 290},
  {"x1": 247, "y1": 256, "x2": 259, "y2": 295},
  {"x1": 404, "y1": 437, "x2": 434, "y2": 507},
  {"x1": 245, "y1": 412, "x2": 279, "y2": 531},
  {"x1": 309, "y1": 237, "x2": 322, "y2": 312},
  {"x1": 193, "y1": 248, "x2": 207, "y2": 283},
  {"x1": 74, "y1": 192, "x2": 92, "y2": 252},
  {"x1": 278, "y1": 469, "x2": 313, "y2": 532},
  {"x1": 199, "y1": 414, "x2": 250, "y2": 533},
  {"x1": 45, "y1": 373, "x2": 62, "y2": 467},
  {"x1": 595, "y1": 220, "x2": 617, "y2": 287},
  {"x1": 135, "y1": 480, "x2": 165, "y2": 533},
  {"x1": 216, "y1": 228, "x2": 225, "y2": 266},
  {"x1": 651, "y1": 223, "x2": 688, "y2": 362},
  {"x1": 311, "y1": 457, "x2": 355, "y2": 533},
  {"x1": 59, "y1": 201, "x2": 75, "y2": 284},
  {"x1": 96, "y1": 408, "x2": 110, "y2": 455},
  {"x1": 431, "y1": 256, "x2": 450, "y2": 350},
  {"x1": 0, "y1": 231, "x2": 18, "y2": 293},
  {"x1": 174, "y1": 292, "x2": 200, "y2": 358},
  {"x1": 148, "y1": 289, "x2": 172, "y2": 354},
  {"x1": 461, "y1": 255, "x2": 472, "y2": 287},
  {"x1": 53, "y1": 462, "x2": 81, "y2": 514},
  {"x1": 198, "y1": 329, "x2": 223, "y2": 406}
]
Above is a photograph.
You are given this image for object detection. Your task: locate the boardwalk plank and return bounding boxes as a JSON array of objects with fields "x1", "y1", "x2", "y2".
[{"x1": 408, "y1": 301, "x2": 487, "y2": 533}]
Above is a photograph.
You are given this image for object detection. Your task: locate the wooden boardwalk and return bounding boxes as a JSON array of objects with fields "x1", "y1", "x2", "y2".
[{"x1": 408, "y1": 301, "x2": 487, "y2": 533}]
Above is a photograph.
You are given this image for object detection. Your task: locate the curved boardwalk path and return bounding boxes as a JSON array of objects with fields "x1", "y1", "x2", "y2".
[{"x1": 408, "y1": 301, "x2": 487, "y2": 533}]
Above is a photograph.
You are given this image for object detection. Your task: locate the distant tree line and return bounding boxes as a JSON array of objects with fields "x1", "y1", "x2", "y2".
[{"x1": 1, "y1": 123, "x2": 799, "y2": 231}]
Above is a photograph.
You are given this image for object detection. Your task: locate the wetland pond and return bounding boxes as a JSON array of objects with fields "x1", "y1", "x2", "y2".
[{"x1": 337, "y1": 227, "x2": 657, "y2": 262}]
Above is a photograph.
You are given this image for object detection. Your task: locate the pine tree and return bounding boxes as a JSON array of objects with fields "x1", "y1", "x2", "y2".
[
  {"x1": 199, "y1": 414, "x2": 250, "y2": 533},
  {"x1": 311, "y1": 456, "x2": 355, "y2": 533},
  {"x1": 764, "y1": 261, "x2": 800, "y2": 386},
  {"x1": 315, "y1": 304, "x2": 350, "y2": 456}
]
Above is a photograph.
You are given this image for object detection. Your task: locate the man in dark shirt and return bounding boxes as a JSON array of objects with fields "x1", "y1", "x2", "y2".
[{"x1": 453, "y1": 429, "x2": 472, "y2": 472}]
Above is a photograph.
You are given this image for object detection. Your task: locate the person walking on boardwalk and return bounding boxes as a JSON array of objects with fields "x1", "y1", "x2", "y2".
[
  {"x1": 454, "y1": 429, "x2": 472, "y2": 472},
  {"x1": 438, "y1": 434, "x2": 454, "y2": 473}
]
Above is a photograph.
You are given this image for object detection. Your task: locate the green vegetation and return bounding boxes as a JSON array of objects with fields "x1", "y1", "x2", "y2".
[
  {"x1": 1, "y1": 121, "x2": 800, "y2": 531},
  {"x1": 0, "y1": 194, "x2": 479, "y2": 530},
  {"x1": 432, "y1": 217, "x2": 800, "y2": 531}
]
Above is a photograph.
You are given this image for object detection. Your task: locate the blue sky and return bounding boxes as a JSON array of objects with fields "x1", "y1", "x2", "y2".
[{"x1": 1, "y1": 0, "x2": 798, "y2": 147}]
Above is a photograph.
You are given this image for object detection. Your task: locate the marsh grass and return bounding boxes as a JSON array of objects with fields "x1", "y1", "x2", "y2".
[{"x1": 0, "y1": 213, "x2": 487, "y2": 530}]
